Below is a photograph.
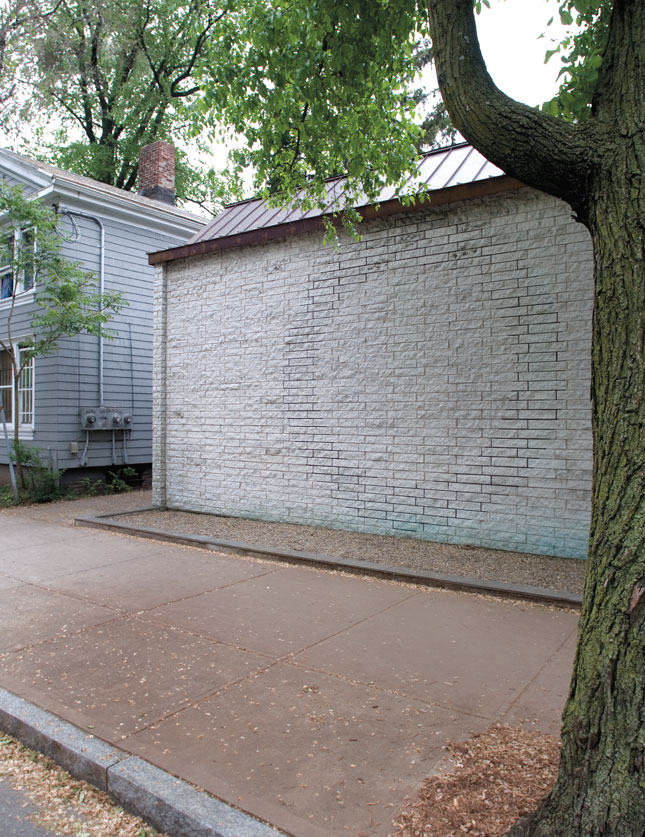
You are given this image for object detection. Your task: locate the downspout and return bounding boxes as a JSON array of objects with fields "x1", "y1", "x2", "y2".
[{"x1": 58, "y1": 208, "x2": 105, "y2": 405}]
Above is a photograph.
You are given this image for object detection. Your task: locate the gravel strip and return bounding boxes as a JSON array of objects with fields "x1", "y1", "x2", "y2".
[{"x1": 118, "y1": 508, "x2": 587, "y2": 595}]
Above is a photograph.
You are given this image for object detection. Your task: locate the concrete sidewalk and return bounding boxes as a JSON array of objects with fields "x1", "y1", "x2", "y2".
[{"x1": 0, "y1": 502, "x2": 578, "y2": 836}]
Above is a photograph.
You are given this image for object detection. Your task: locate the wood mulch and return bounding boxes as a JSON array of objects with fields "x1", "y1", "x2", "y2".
[{"x1": 392, "y1": 723, "x2": 560, "y2": 836}]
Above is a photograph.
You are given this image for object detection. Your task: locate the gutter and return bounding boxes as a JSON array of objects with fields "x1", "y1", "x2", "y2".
[
  {"x1": 149, "y1": 175, "x2": 525, "y2": 266},
  {"x1": 53, "y1": 181, "x2": 204, "y2": 237}
]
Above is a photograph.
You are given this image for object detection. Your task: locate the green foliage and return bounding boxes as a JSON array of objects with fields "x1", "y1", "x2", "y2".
[
  {"x1": 1, "y1": 0, "x2": 243, "y2": 213},
  {"x1": 10, "y1": 439, "x2": 41, "y2": 469},
  {"x1": 202, "y1": 0, "x2": 426, "y2": 212},
  {"x1": 1, "y1": 0, "x2": 613, "y2": 211},
  {"x1": 105, "y1": 466, "x2": 138, "y2": 494},
  {"x1": 76, "y1": 476, "x2": 102, "y2": 497},
  {"x1": 541, "y1": 1, "x2": 610, "y2": 122},
  {"x1": 0, "y1": 483, "x2": 18, "y2": 507},
  {"x1": 10, "y1": 441, "x2": 66, "y2": 503},
  {"x1": 196, "y1": 0, "x2": 610, "y2": 210},
  {"x1": 0, "y1": 183, "x2": 125, "y2": 361}
]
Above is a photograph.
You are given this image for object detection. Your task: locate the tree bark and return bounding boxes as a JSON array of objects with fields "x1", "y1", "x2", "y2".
[
  {"x1": 428, "y1": 1, "x2": 645, "y2": 834},
  {"x1": 11, "y1": 353, "x2": 25, "y2": 491}
]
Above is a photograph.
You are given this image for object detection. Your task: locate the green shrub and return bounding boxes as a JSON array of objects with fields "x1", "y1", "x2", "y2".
[
  {"x1": 10, "y1": 441, "x2": 66, "y2": 504},
  {"x1": 105, "y1": 466, "x2": 138, "y2": 494}
]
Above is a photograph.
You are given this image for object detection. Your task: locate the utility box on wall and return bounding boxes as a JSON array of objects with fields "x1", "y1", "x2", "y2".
[{"x1": 80, "y1": 407, "x2": 133, "y2": 430}]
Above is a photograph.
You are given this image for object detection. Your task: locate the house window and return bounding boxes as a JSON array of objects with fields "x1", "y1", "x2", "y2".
[
  {"x1": 0, "y1": 228, "x2": 36, "y2": 300},
  {"x1": 0, "y1": 345, "x2": 34, "y2": 430},
  {"x1": 0, "y1": 349, "x2": 12, "y2": 422}
]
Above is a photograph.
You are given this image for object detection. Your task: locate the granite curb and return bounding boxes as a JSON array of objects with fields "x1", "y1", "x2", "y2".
[
  {"x1": 75, "y1": 509, "x2": 582, "y2": 609},
  {"x1": 0, "y1": 688, "x2": 284, "y2": 837}
]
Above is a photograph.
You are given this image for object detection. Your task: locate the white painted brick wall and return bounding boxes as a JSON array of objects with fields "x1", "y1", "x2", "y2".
[{"x1": 153, "y1": 188, "x2": 594, "y2": 559}]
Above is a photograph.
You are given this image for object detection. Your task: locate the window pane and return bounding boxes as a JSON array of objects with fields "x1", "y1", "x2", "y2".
[
  {"x1": 21, "y1": 229, "x2": 35, "y2": 291},
  {"x1": 0, "y1": 351, "x2": 12, "y2": 422},
  {"x1": 19, "y1": 353, "x2": 33, "y2": 425},
  {"x1": 0, "y1": 267, "x2": 13, "y2": 299}
]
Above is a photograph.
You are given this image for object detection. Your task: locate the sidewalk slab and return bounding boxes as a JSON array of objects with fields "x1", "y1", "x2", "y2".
[
  {"x1": 0, "y1": 572, "x2": 27, "y2": 592},
  {"x1": 1, "y1": 529, "x2": 162, "y2": 583},
  {"x1": 126, "y1": 659, "x2": 482, "y2": 837},
  {"x1": 503, "y1": 631, "x2": 578, "y2": 728},
  {"x1": 44, "y1": 546, "x2": 276, "y2": 612},
  {"x1": 294, "y1": 590, "x2": 578, "y2": 724},
  {"x1": 0, "y1": 502, "x2": 579, "y2": 836},
  {"x1": 0, "y1": 688, "x2": 282, "y2": 837},
  {"x1": 144, "y1": 564, "x2": 415, "y2": 657},
  {"x1": 1, "y1": 519, "x2": 90, "y2": 550},
  {"x1": 0, "y1": 585, "x2": 117, "y2": 653},
  {"x1": 0, "y1": 616, "x2": 271, "y2": 741}
]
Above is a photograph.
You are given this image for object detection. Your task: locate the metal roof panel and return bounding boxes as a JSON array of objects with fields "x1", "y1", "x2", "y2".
[{"x1": 187, "y1": 144, "x2": 505, "y2": 245}]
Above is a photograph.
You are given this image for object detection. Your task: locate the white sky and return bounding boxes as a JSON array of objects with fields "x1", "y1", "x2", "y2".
[{"x1": 475, "y1": 0, "x2": 572, "y2": 106}]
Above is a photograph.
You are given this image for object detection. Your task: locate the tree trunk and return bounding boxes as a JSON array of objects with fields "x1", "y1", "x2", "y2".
[
  {"x1": 11, "y1": 355, "x2": 25, "y2": 491},
  {"x1": 427, "y1": 0, "x2": 645, "y2": 833},
  {"x1": 509, "y1": 136, "x2": 645, "y2": 837}
]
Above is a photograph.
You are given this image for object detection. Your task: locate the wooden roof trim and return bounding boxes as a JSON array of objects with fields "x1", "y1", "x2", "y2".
[{"x1": 148, "y1": 175, "x2": 524, "y2": 266}]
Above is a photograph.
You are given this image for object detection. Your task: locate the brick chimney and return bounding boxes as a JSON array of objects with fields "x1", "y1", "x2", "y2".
[{"x1": 138, "y1": 141, "x2": 175, "y2": 205}]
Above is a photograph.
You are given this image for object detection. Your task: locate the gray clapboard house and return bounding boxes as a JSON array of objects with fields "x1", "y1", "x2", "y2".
[{"x1": 0, "y1": 142, "x2": 204, "y2": 480}]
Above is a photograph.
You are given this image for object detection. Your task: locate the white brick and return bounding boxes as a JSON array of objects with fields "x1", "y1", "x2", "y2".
[{"x1": 154, "y1": 189, "x2": 594, "y2": 559}]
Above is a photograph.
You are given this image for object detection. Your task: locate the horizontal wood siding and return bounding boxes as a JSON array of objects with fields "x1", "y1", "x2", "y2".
[{"x1": 0, "y1": 196, "x2": 197, "y2": 471}]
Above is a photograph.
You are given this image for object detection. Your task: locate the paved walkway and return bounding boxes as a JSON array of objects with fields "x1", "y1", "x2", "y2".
[{"x1": 0, "y1": 498, "x2": 578, "y2": 836}]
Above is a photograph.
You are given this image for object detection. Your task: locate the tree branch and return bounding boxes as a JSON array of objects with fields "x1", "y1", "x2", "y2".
[
  {"x1": 169, "y1": 8, "x2": 227, "y2": 96},
  {"x1": 70, "y1": 18, "x2": 98, "y2": 142},
  {"x1": 426, "y1": 0, "x2": 598, "y2": 221}
]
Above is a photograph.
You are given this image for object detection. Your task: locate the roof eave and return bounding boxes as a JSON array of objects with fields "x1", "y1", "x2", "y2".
[
  {"x1": 149, "y1": 175, "x2": 525, "y2": 267},
  {"x1": 50, "y1": 179, "x2": 205, "y2": 235},
  {"x1": 0, "y1": 151, "x2": 54, "y2": 192}
]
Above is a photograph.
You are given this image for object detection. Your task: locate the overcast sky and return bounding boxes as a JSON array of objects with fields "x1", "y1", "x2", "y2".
[{"x1": 475, "y1": 0, "x2": 572, "y2": 105}]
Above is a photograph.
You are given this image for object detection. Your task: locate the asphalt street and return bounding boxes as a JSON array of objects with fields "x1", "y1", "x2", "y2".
[{"x1": 0, "y1": 776, "x2": 61, "y2": 837}]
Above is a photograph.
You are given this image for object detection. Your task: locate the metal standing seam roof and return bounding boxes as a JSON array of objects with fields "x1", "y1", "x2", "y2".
[{"x1": 189, "y1": 143, "x2": 504, "y2": 245}]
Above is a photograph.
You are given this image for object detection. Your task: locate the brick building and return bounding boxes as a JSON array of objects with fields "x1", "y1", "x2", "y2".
[{"x1": 149, "y1": 144, "x2": 593, "y2": 560}]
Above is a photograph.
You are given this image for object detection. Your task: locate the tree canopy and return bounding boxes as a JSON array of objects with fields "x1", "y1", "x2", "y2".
[
  {"x1": 0, "y1": 0, "x2": 454, "y2": 213},
  {"x1": 0, "y1": 0, "x2": 243, "y2": 212},
  {"x1": 200, "y1": 1, "x2": 610, "y2": 207}
]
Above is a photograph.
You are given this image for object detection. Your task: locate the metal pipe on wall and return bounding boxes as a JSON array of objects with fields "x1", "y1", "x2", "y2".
[{"x1": 58, "y1": 208, "x2": 106, "y2": 406}]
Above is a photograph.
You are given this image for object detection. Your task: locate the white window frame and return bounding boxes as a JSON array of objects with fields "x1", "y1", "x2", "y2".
[
  {"x1": 0, "y1": 227, "x2": 36, "y2": 305},
  {"x1": 0, "y1": 343, "x2": 35, "y2": 438}
]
